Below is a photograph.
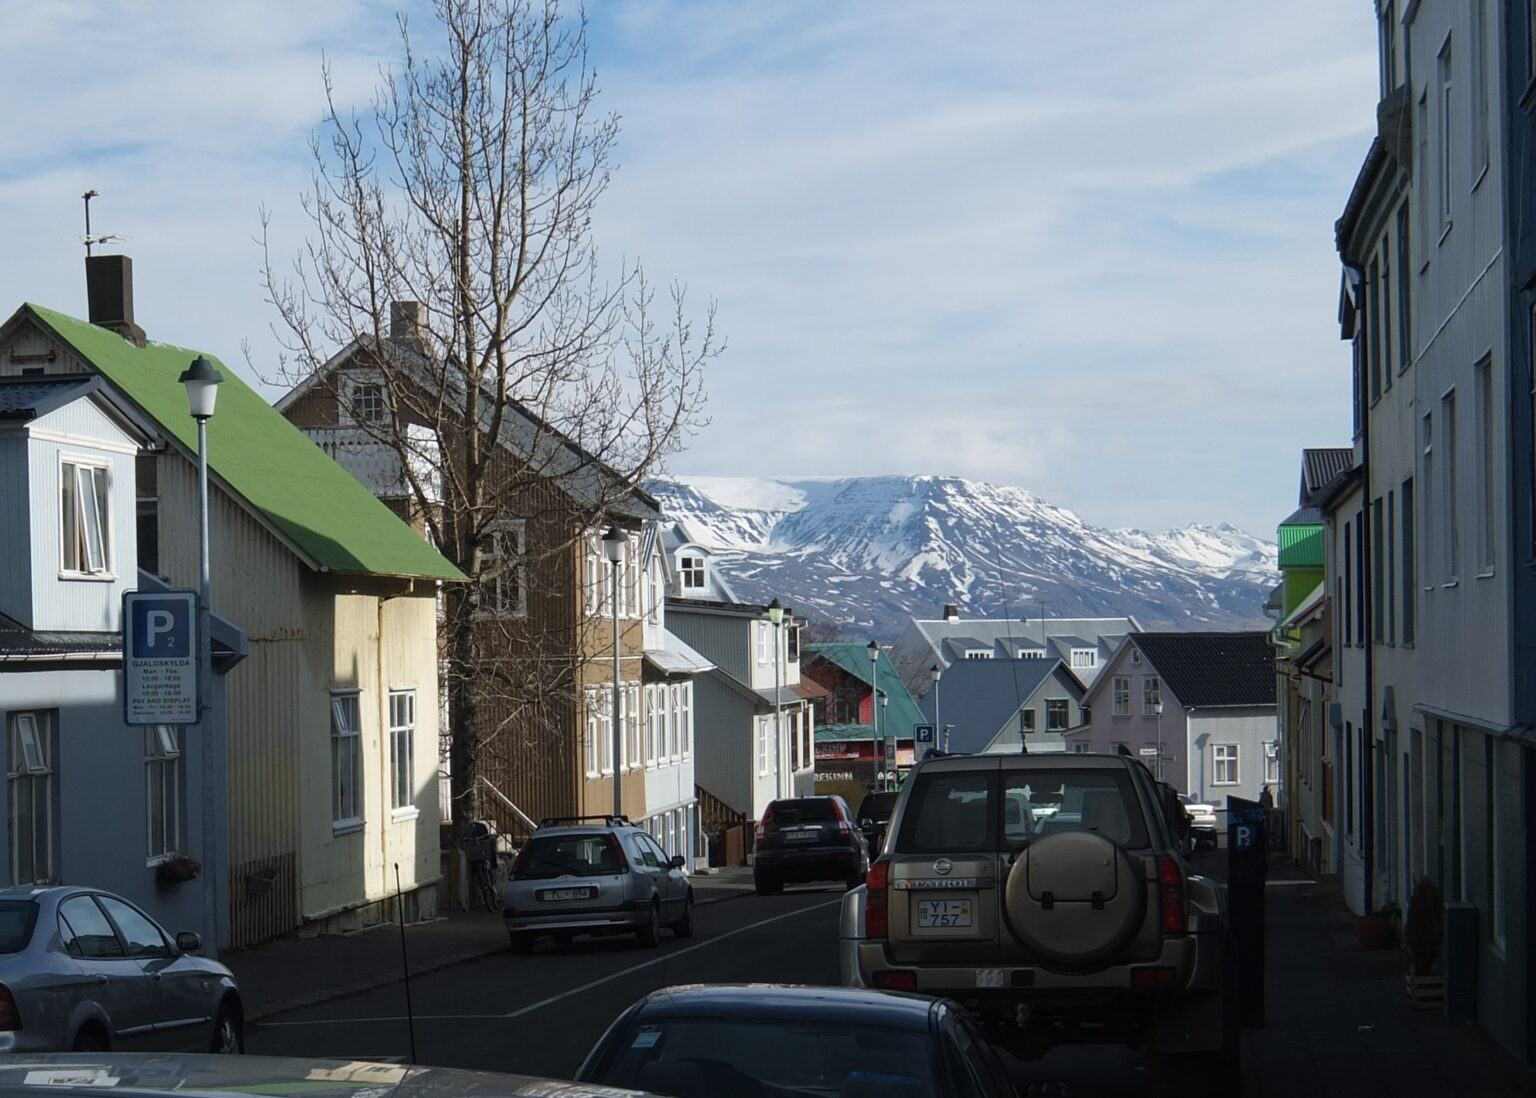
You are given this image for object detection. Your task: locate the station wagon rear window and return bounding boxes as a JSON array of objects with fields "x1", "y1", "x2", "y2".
[
  {"x1": 0, "y1": 901, "x2": 37, "y2": 953},
  {"x1": 897, "y1": 768, "x2": 1148, "y2": 853}
]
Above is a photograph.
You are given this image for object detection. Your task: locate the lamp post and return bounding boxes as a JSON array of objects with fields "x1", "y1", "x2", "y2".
[
  {"x1": 767, "y1": 599, "x2": 785, "y2": 799},
  {"x1": 1154, "y1": 699, "x2": 1165, "y2": 783},
  {"x1": 930, "y1": 665, "x2": 942, "y2": 750},
  {"x1": 179, "y1": 355, "x2": 222, "y2": 953},
  {"x1": 866, "y1": 641, "x2": 880, "y2": 789},
  {"x1": 602, "y1": 526, "x2": 627, "y2": 819},
  {"x1": 880, "y1": 690, "x2": 890, "y2": 790}
]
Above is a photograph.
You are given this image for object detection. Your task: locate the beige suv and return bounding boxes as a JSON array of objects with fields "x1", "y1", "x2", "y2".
[{"x1": 839, "y1": 753, "x2": 1235, "y2": 1086}]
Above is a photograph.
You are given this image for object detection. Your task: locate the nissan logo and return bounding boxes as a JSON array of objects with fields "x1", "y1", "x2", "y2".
[{"x1": 933, "y1": 858, "x2": 953, "y2": 876}]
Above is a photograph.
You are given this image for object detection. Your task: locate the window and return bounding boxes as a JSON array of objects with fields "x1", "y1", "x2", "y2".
[
  {"x1": 8, "y1": 712, "x2": 54, "y2": 884},
  {"x1": 756, "y1": 621, "x2": 770, "y2": 666},
  {"x1": 679, "y1": 554, "x2": 705, "y2": 589},
  {"x1": 58, "y1": 896, "x2": 123, "y2": 959},
  {"x1": 1476, "y1": 358, "x2": 1495, "y2": 572},
  {"x1": 1213, "y1": 744, "x2": 1239, "y2": 786},
  {"x1": 1444, "y1": 389, "x2": 1459, "y2": 580},
  {"x1": 1387, "y1": 491, "x2": 1397, "y2": 644},
  {"x1": 1069, "y1": 649, "x2": 1096, "y2": 670},
  {"x1": 1379, "y1": 1, "x2": 1397, "y2": 93},
  {"x1": 1343, "y1": 522, "x2": 1354, "y2": 645},
  {"x1": 477, "y1": 520, "x2": 527, "y2": 617},
  {"x1": 1046, "y1": 699, "x2": 1069, "y2": 732},
  {"x1": 96, "y1": 896, "x2": 170, "y2": 959},
  {"x1": 136, "y1": 455, "x2": 159, "y2": 575},
  {"x1": 1373, "y1": 497, "x2": 1385, "y2": 643},
  {"x1": 1402, "y1": 477, "x2": 1416, "y2": 645},
  {"x1": 679, "y1": 686, "x2": 692, "y2": 757},
  {"x1": 145, "y1": 725, "x2": 181, "y2": 859},
  {"x1": 1474, "y1": 0, "x2": 1490, "y2": 178},
  {"x1": 645, "y1": 686, "x2": 660, "y2": 766},
  {"x1": 1396, "y1": 205, "x2": 1412, "y2": 372},
  {"x1": 1381, "y1": 238, "x2": 1392, "y2": 392},
  {"x1": 1438, "y1": 37, "x2": 1454, "y2": 232},
  {"x1": 1422, "y1": 412, "x2": 1435, "y2": 583},
  {"x1": 331, "y1": 693, "x2": 362, "y2": 828},
  {"x1": 1142, "y1": 678, "x2": 1161, "y2": 715},
  {"x1": 1112, "y1": 677, "x2": 1130, "y2": 717},
  {"x1": 757, "y1": 718, "x2": 770, "y2": 776},
  {"x1": 1020, "y1": 708, "x2": 1036, "y2": 733},
  {"x1": 60, "y1": 460, "x2": 110, "y2": 575},
  {"x1": 1265, "y1": 742, "x2": 1281, "y2": 785},
  {"x1": 1416, "y1": 91, "x2": 1430, "y2": 258},
  {"x1": 1368, "y1": 256, "x2": 1383, "y2": 402},
  {"x1": 350, "y1": 381, "x2": 387, "y2": 423},
  {"x1": 389, "y1": 690, "x2": 416, "y2": 812}
]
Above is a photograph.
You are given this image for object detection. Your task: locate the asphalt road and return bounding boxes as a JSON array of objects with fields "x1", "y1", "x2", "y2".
[{"x1": 247, "y1": 885, "x2": 1156, "y2": 1095}]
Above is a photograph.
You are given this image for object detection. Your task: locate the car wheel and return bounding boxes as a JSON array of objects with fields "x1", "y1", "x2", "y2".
[
  {"x1": 754, "y1": 874, "x2": 779, "y2": 896},
  {"x1": 71, "y1": 1026, "x2": 107, "y2": 1052},
  {"x1": 508, "y1": 931, "x2": 535, "y2": 955},
  {"x1": 636, "y1": 901, "x2": 661, "y2": 948},
  {"x1": 672, "y1": 892, "x2": 695, "y2": 939},
  {"x1": 210, "y1": 1000, "x2": 244, "y2": 1054}
]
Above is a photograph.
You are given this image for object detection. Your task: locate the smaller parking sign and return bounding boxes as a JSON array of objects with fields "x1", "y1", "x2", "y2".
[
  {"x1": 915, "y1": 723, "x2": 935, "y2": 744},
  {"x1": 123, "y1": 591, "x2": 198, "y2": 725}
]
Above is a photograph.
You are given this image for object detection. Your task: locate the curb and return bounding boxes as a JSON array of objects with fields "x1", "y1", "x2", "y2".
[{"x1": 246, "y1": 885, "x2": 756, "y2": 1024}]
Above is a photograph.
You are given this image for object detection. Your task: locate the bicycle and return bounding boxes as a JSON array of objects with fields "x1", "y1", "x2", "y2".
[{"x1": 464, "y1": 823, "x2": 501, "y2": 912}]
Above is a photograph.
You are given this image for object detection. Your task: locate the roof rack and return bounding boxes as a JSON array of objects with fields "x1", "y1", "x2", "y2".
[{"x1": 537, "y1": 814, "x2": 632, "y2": 828}]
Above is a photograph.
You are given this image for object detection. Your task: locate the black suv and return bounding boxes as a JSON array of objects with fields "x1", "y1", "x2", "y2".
[
  {"x1": 855, "y1": 790, "x2": 900, "y2": 855},
  {"x1": 838, "y1": 752, "x2": 1234, "y2": 1087},
  {"x1": 753, "y1": 796, "x2": 869, "y2": 895}
]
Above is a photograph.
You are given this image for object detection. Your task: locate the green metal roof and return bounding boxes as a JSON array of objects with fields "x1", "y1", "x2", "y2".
[
  {"x1": 21, "y1": 305, "x2": 463, "y2": 581},
  {"x1": 815, "y1": 723, "x2": 879, "y2": 743},
  {"x1": 1277, "y1": 523, "x2": 1324, "y2": 569},
  {"x1": 804, "y1": 642, "x2": 927, "y2": 735}
]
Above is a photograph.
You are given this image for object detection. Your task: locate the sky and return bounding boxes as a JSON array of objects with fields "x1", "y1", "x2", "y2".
[{"x1": 1, "y1": 1, "x2": 1380, "y2": 537}]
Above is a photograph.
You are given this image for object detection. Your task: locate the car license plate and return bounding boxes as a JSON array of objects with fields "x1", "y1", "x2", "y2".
[
  {"x1": 537, "y1": 887, "x2": 593, "y2": 902},
  {"x1": 785, "y1": 829, "x2": 818, "y2": 842},
  {"x1": 916, "y1": 899, "x2": 972, "y2": 928}
]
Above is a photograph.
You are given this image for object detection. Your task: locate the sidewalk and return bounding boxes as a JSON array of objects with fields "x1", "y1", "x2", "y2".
[
  {"x1": 1241, "y1": 860, "x2": 1536, "y2": 1097},
  {"x1": 226, "y1": 867, "x2": 759, "y2": 1022}
]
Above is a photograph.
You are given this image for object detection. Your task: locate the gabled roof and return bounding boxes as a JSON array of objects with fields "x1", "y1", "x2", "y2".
[
  {"x1": 280, "y1": 333, "x2": 659, "y2": 523},
  {"x1": 803, "y1": 642, "x2": 926, "y2": 735},
  {"x1": 1130, "y1": 632, "x2": 1275, "y2": 709},
  {"x1": 0, "y1": 375, "x2": 99, "y2": 420},
  {"x1": 917, "y1": 658, "x2": 1081, "y2": 755},
  {"x1": 11, "y1": 305, "x2": 462, "y2": 582},
  {"x1": 1301, "y1": 449, "x2": 1355, "y2": 503}
]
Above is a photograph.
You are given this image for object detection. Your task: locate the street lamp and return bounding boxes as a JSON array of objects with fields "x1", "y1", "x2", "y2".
[
  {"x1": 1154, "y1": 699, "x2": 1165, "y2": 783},
  {"x1": 602, "y1": 526, "x2": 627, "y2": 819},
  {"x1": 767, "y1": 599, "x2": 784, "y2": 799},
  {"x1": 178, "y1": 354, "x2": 222, "y2": 954},
  {"x1": 867, "y1": 641, "x2": 880, "y2": 789},
  {"x1": 880, "y1": 690, "x2": 890, "y2": 790},
  {"x1": 930, "y1": 665, "x2": 942, "y2": 748}
]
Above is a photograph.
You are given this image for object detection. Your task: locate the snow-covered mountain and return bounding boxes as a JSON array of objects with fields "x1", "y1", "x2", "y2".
[{"x1": 649, "y1": 475, "x2": 1278, "y2": 638}]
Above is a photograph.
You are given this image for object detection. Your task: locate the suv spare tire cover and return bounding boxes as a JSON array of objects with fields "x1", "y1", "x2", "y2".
[{"x1": 1004, "y1": 831, "x2": 1146, "y2": 964}]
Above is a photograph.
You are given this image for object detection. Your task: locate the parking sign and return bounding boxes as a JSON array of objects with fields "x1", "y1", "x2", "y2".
[
  {"x1": 123, "y1": 591, "x2": 198, "y2": 725},
  {"x1": 915, "y1": 723, "x2": 935, "y2": 743}
]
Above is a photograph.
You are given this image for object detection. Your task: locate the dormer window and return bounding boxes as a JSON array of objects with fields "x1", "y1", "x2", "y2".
[
  {"x1": 344, "y1": 376, "x2": 389, "y2": 425},
  {"x1": 1070, "y1": 648, "x2": 1097, "y2": 669},
  {"x1": 679, "y1": 553, "x2": 706, "y2": 589},
  {"x1": 61, "y1": 459, "x2": 110, "y2": 576}
]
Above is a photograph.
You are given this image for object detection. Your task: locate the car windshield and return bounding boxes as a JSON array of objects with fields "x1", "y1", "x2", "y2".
[
  {"x1": 856, "y1": 792, "x2": 898, "y2": 821},
  {"x1": 0, "y1": 901, "x2": 37, "y2": 953},
  {"x1": 590, "y1": 1017, "x2": 937, "y2": 1098},
  {"x1": 896, "y1": 767, "x2": 1150, "y2": 852},
  {"x1": 770, "y1": 799, "x2": 838, "y2": 825},
  {"x1": 512, "y1": 833, "x2": 622, "y2": 879}
]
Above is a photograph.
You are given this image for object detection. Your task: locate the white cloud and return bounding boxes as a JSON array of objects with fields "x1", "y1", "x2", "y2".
[{"x1": 1, "y1": 0, "x2": 1378, "y2": 538}]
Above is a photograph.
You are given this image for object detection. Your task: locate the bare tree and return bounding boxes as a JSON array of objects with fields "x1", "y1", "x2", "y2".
[{"x1": 261, "y1": 0, "x2": 717, "y2": 838}]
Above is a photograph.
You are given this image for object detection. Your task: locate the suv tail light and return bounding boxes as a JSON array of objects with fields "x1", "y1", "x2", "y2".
[
  {"x1": 865, "y1": 858, "x2": 890, "y2": 939},
  {"x1": 608, "y1": 835, "x2": 631, "y2": 873},
  {"x1": 0, "y1": 984, "x2": 21, "y2": 1031},
  {"x1": 1155, "y1": 855, "x2": 1186, "y2": 935},
  {"x1": 755, "y1": 804, "x2": 773, "y2": 844}
]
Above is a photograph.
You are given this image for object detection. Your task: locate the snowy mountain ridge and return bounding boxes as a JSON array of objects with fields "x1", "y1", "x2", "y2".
[{"x1": 649, "y1": 474, "x2": 1278, "y2": 637}]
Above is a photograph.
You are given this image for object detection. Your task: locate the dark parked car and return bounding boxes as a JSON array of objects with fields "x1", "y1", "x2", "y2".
[
  {"x1": 753, "y1": 796, "x2": 869, "y2": 895},
  {"x1": 0, "y1": 886, "x2": 243, "y2": 1053},
  {"x1": 575, "y1": 983, "x2": 1018, "y2": 1098},
  {"x1": 855, "y1": 790, "x2": 899, "y2": 855}
]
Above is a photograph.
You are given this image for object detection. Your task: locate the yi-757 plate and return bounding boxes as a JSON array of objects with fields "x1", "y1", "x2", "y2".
[{"x1": 916, "y1": 898, "x2": 972, "y2": 928}]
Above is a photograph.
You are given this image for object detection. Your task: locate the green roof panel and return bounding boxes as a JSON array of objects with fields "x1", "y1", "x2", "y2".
[{"x1": 25, "y1": 304, "x2": 463, "y2": 581}]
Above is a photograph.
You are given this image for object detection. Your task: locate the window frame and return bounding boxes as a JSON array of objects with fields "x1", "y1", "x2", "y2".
[
  {"x1": 1213, "y1": 744, "x2": 1240, "y2": 786},
  {"x1": 1045, "y1": 699, "x2": 1070, "y2": 732},
  {"x1": 476, "y1": 519, "x2": 528, "y2": 619},
  {"x1": 1112, "y1": 677, "x2": 1131, "y2": 717},
  {"x1": 9, "y1": 711, "x2": 55, "y2": 885},
  {"x1": 331, "y1": 692, "x2": 363, "y2": 832},
  {"x1": 1141, "y1": 678, "x2": 1161, "y2": 716},
  {"x1": 388, "y1": 689, "x2": 417, "y2": 815},
  {"x1": 60, "y1": 458, "x2": 112, "y2": 577},
  {"x1": 145, "y1": 724, "x2": 182, "y2": 861}
]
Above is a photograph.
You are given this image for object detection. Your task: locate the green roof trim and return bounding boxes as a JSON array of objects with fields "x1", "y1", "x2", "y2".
[{"x1": 24, "y1": 305, "x2": 463, "y2": 581}]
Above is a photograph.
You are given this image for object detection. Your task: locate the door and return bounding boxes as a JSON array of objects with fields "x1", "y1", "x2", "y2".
[
  {"x1": 56, "y1": 895, "x2": 158, "y2": 1051},
  {"x1": 97, "y1": 895, "x2": 211, "y2": 1051},
  {"x1": 642, "y1": 833, "x2": 688, "y2": 918}
]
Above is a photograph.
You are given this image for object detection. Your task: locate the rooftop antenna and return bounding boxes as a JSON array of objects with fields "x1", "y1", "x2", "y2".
[{"x1": 81, "y1": 190, "x2": 126, "y2": 256}]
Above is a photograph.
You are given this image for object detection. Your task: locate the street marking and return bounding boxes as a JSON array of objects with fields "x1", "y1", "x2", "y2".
[{"x1": 255, "y1": 897, "x2": 841, "y2": 1028}]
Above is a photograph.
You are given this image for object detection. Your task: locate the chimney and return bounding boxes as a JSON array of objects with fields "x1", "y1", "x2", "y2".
[
  {"x1": 943, "y1": 604, "x2": 959, "y2": 623},
  {"x1": 390, "y1": 301, "x2": 427, "y2": 351},
  {"x1": 85, "y1": 255, "x2": 147, "y2": 347}
]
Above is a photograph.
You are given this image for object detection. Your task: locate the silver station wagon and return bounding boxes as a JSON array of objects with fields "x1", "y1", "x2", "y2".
[{"x1": 502, "y1": 816, "x2": 694, "y2": 954}]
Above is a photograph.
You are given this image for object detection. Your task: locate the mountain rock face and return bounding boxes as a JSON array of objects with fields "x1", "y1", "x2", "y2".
[{"x1": 649, "y1": 475, "x2": 1278, "y2": 638}]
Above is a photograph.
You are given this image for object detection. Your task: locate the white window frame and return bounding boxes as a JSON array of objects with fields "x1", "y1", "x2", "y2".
[
  {"x1": 1069, "y1": 648, "x2": 1096, "y2": 670},
  {"x1": 1112, "y1": 677, "x2": 1131, "y2": 717},
  {"x1": 476, "y1": 519, "x2": 527, "y2": 619},
  {"x1": 1213, "y1": 744, "x2": 1240, "y2": 786},
  {"x1": 1046, "y1": 699, "x2": 1069, "y2": 731},
  {"x1": 389, "y1": 690, "x2": 417, "y2": 815},
  {"x1": 1142, "y1": 678, "x2": 1161, "y2": 716},
  {"x1": 1438, "y1": 35, "x2": 1454, "y2": 234},
  {"x1": 1264, "y1": 741, "x2": 1281, "y2": 785},
  {"x1": 331, "y1": 692, "x2": 363, "y2": 831},
  {"x1": 348, "y1": 378, "x2": 388, "y2": 424},
  {"x1": 9, "y1": 711, "x2": 54, "y2": 885},
  {"x1": 756, "y1": 621, "x2": 770, "y2": 666},
  {"x1": 60, "y1": 458, "x2": 111, "y2": 576},
  {"x1": 757, "y1": 718, "x2": 770, "y2": 776},
  {"x1": 679, "y1": 685, "x2": 692, "y2": 758},
  {"x1": 679, "y1": 553, "x2": 706, "y2": 589},
  {"x1": 145, "y1": 725, "x2": 181, "y2": 860}
]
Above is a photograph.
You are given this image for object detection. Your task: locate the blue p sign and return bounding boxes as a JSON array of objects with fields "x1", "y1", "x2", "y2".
[{"x1": 129, "y1": 597, "x2": 191, "y2": 659}]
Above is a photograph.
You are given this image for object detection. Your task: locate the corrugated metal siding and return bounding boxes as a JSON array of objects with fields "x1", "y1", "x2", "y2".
[
  {"x1": 1277, "y1": 524, "x2": 1324, "y2": 568},
  {"x1": 667, "y1": 610, "x2": 749, "y2": 681}
]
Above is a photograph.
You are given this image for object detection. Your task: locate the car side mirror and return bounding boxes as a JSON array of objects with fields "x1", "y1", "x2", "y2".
[
  {"x1": 859, "y1": 818, "x2": 871, "y2": 826},
  {"x1": 668, "y1": 854, "x2": 686, "y2": 869},
  {"x1": 176, "y1": 931, "x2": 202, "y2": 954}
]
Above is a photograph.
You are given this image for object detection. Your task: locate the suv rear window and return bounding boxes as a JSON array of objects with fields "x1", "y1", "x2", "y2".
[
  {"x1": 896, "y1": 767, "x2": 1149, "y2": 853},
  {"x1": 768, "y1": 799, "x2": 839, "y2": 825},
  {"x1": 512, "y1": 833, "x2": 623, "y2": 879}
]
